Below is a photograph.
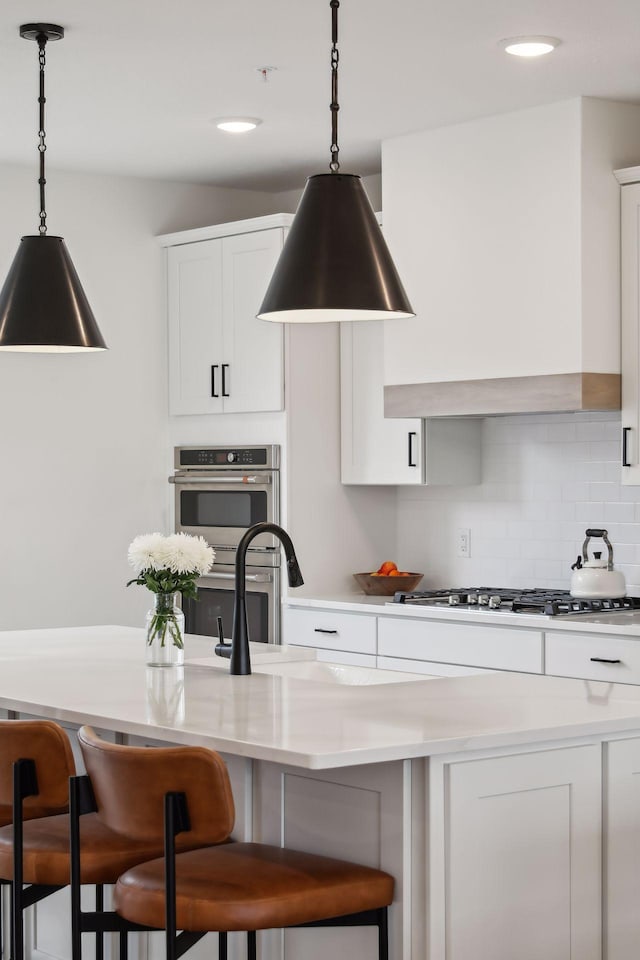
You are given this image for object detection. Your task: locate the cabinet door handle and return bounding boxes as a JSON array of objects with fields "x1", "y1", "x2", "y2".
[
  {"x1": 589, "y1": 657, "x2": 621, "y2": 664},
  {"x1": 314, "y1": 628, "x2": 338, "y2": 635},
  {"x1": 622, "y1": 426, "x2": 631, "y2": 467},
  {"x1": 222, "y1": 364, "x2": 230, "y2": 397},
  {"x1": 211, "y1": 365, "x2": 219, "y2": 398},
  {"x1": 408, "y1": 431, "x2": 417, "y2": 467}
]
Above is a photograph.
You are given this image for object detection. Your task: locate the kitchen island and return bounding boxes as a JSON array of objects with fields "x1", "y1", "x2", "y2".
[{"x1": 2, "y1": 626, "x2": 640, "y2": 960}]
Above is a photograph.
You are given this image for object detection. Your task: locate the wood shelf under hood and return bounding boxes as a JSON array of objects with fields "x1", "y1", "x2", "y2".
[{"x1": 384, "y1": 372, "x2": 621, "y2": 418}]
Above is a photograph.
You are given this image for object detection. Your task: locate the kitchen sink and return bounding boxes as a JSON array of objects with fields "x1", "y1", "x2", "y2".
[{"x1": 253, "y1": 660, "x2": 427, "y2": 685}]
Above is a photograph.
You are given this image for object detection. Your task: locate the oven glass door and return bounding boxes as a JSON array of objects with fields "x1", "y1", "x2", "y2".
[
  {"x1": 174, "y1": 474, "x2": 278, "y2": 551},
  {"x1": 182, "y1": 567, "x2": 279, "y2": 645}
]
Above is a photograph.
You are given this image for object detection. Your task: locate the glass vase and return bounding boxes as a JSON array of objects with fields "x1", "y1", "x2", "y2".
[{"x1": 145, "y1": 592, "x2": 185, "y2": 667}]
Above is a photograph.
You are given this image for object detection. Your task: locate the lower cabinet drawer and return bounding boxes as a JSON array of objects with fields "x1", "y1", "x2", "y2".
[
  {"x1": 283, "y1": 607, "x2": 377, "y2": 654},
  {"x1": 378, "y1": 617, "x2": 543, "y2": 672},
  {"x1": 545, "y1": 631, "x2": 640, "y2": 684}
]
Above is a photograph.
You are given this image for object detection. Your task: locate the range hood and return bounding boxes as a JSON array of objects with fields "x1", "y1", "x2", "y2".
[
  {"x1": 379, "y1": 98, "x2": 640, "y2": 421},
  {"x1": 384, "y1": 372, "x2": 621, "y2": 419}
]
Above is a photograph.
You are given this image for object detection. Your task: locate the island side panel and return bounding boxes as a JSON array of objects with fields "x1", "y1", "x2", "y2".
[
  {"x1": 604, "y1": 735, "x2": 640, "y2": 960},
  {"x1": 254, "y1": 758, "x2": 424, "y2": 960},
  {"x1": 428, "y1": 743, "x2": 602, "y2": 960}
]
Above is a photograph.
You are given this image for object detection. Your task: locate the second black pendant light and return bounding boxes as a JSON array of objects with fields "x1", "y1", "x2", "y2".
[
  {"x1": 257, "y1": 0, "x2": 414, "y2": 323},
  {"x1": 0, "y1": 23, "x2": 107, "y2": 352}
]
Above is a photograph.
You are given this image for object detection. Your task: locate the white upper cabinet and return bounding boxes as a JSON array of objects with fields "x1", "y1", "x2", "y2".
[
  {"x1": 381, "y1": 98, "x2": 640, "y2": 418},
  {"x1": 341, "y1": 320, "x2": 422, "y2": 483},
  {"x1": 220, "y1": 229, "x2": 284, "y2": 414},
  {"x1": 618, "y1": 172, "x2": 640, "y2": 484},
  {"x1": 167, "y1": 239, "x2": 224, "y2": 415},
  {"x1": 161, "y1": 216, "x2": 289, "y2": 416},
  {"x1": 340, "y1": 319, "x2": 481, "y2": 484}
]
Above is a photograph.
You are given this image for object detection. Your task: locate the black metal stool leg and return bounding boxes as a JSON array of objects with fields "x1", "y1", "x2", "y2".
[
  {"x1": 377, "y1": 907, "x2": 388, "y2": 960},
  {"x1": 7, "y1": 882, "x2": 13, "y2": 960},
  {"x1": 95, "y1": 885, "x2": 104, "y2": 960},
  {"x1": 247, "y1": 931, "x2": 256, "y2": 960},
  {"x1": 218, "y1": 932, "x2": 227, "y2": 960}
]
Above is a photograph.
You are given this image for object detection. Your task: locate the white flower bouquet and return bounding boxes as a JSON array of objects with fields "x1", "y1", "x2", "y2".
[{"x1": 127, "y1": 533, "x2": 215, "y2": 655}]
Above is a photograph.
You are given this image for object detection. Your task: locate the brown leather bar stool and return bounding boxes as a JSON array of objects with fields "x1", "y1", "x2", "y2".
[
  {"x1": 0, "y1": 720, "x2": 231, "y2": 960},
  {"x1": 0, "y1": 719, "x2": 76, "y2": 960},
  {"x1": 75, "y1": 727, "x2": 394, "y2": 960},
  {"x1": 68, "y1": 725, "x2": 237, "y2": 960}
]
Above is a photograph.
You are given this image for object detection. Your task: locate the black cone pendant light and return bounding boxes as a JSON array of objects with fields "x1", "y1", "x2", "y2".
[
  {"x1": 258, "y1": 0, "x2": 414, "y2": 323},
  {"x1": 0, "y1": 24, "x2": 107, "y2": 352}
]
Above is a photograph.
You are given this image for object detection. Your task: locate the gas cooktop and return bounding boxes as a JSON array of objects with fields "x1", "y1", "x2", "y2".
[{"x1": 391, "y1": 588, "x2": 640, "y2": 617}]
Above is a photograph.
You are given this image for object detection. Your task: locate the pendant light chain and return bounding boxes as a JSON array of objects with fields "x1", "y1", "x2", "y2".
[
  {"x1": 329, "y1": 0, "x2": 340, "y2": 172},
  {"x1": 37, "y1": 33, "x2": 48, "y2": 235}
]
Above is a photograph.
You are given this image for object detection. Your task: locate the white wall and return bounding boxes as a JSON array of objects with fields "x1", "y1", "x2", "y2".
[
  {"x1": 0, "y1": 163, "x2": 289, "y2": 629},
  {"x1": 396, "y1": 412, "x2": 640, "y2": 595}
]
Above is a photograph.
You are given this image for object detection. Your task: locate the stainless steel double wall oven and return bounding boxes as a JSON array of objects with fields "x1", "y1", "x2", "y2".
[{"x1": 171, "y1": 445, "x2": 281, "y2": 644}]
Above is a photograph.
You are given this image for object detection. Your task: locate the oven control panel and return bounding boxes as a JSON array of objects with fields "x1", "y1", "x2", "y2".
[{"x1": 176, "y1": 445, "x2": 279, "y2": 470}]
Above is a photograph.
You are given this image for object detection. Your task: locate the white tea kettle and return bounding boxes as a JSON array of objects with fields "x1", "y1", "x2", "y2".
[{"x1": 570, "y1": 528, "x2": 626, "y2": 599}]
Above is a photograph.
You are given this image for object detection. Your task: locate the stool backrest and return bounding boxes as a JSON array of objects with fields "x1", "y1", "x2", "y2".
[
  {"x1": 78, "y1": 726, "x2": 235, "y2": 844},
  {"x1": 0, "y1": 719, "x2": 76, "y2": 825}
]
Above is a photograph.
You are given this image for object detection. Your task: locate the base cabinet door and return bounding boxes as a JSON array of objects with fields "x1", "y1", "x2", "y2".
[
  {"x1": 431, "y1": 744, "x2": 601, "y2": 960},
  {"x1": 255, "y1": 759, "x2": 422, "y2": 960},
  {"x1": 605, "y1": 736, "x2": 640, "y2": 960}
]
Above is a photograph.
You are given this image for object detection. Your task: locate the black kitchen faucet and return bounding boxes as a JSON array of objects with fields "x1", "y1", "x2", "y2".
[{"x1": 215, "y1": 522, "x2": 304, "y2": 675}]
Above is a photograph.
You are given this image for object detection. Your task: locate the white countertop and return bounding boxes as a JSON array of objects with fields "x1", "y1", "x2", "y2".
[
  {"x1": 286, "y1": 594, "x2": 640, "y2": 636},
  {"x1": 3, "y1": 625, "x2": 640, "y2": 769}
]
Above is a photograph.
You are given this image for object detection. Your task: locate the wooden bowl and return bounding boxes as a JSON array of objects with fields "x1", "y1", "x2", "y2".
[{"x1": 353, "y1": 572, "x2": 424, "y2": 597}]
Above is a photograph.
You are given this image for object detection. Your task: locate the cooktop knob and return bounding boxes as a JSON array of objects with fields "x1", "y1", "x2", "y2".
[
  {"x1": 227, "y1": 451, "x2": 237, "y2": 463},
  {"x1": 478, "y1": 594, "x2": 489, "y2": 605},
  {"x1": 488, "y1": 595, "x2": 502, "y2": 609},
  {"x1": 448, "y1": 594, "x2": 460, "y2": 606}
]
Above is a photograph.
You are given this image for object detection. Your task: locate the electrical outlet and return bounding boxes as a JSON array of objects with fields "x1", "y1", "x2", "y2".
[{"x1": 456, "y1": 528, "x2": 471, "y2": 558}]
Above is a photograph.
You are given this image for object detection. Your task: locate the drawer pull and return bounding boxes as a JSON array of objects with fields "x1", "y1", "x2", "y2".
[
  {"x1": 589, "y1": 657, "x2": 621, "y2": 664},
  {"x1": 314, "y1": 628, "x2": 338, "y2": 635}
]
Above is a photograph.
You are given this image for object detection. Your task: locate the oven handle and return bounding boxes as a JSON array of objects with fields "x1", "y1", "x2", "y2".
[
  {"x1": 201, "y1": 572, "x2": 274, "y2": 583},
  {"x1": 169, "y1": 475, "x2": 271, "y2": 484}
]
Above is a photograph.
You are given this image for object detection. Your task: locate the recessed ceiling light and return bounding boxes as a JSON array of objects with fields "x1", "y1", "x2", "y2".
[
  {"x1": 214, "y1": 118, "x2": 262, "y2": 134},
  {"x1": 500, "y1": 36, "x2": 560, "y2": 57}
]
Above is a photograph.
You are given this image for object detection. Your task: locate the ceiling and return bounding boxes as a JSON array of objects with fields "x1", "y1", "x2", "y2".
[{"x1": 1, "y1": 0, "x2": 640, "y2": 192}]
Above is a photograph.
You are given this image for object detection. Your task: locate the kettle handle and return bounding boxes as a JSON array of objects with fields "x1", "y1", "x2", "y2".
[{"x1": 582, "y1": 529, "x2": 614, "y2": 571}]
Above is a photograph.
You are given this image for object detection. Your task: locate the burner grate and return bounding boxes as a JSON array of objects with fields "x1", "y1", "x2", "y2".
[{"x1": 393, "y1": 587, "x2": 640, "y2": 615}]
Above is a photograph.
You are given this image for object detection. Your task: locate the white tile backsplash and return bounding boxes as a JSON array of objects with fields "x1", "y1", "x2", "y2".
[{"x1": 396, "y1": 412, "x2": 640, "y2": 593}]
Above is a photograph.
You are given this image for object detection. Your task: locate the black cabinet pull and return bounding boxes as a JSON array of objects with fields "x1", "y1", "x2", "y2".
[
  {"x1": 622, "y1": 426, "x2": 631, "y2": 467},
  {"x1": 408, "y1": 431, "x2": 417, "y2": 467},
  {"x1": 590, "y1": 657, "x2": 621, "y2": 664},
  {"x1": 211, "y1": 365, "x2": 219, "y2": 398},
  {"x1": 314, "y1": 628, "x2": 338, "y2": 635},
  {"x1": 222, "y1": 364, "x2": 230, "y2": 398}
]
